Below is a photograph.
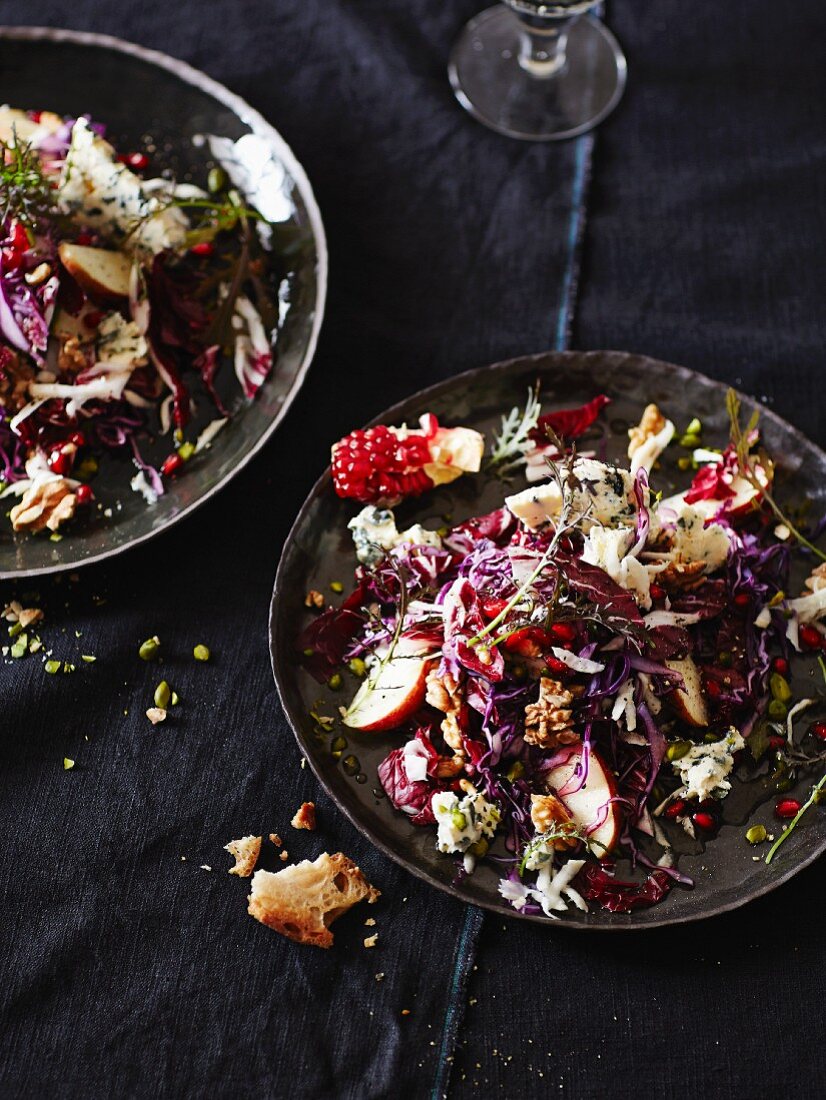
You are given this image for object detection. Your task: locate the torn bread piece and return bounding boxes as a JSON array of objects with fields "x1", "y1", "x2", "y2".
[
  {"x1": 224, "y1": 835, "x2": 262, "y2": 877},
  {"x1": 247, "y1": 852, "x2": 379, "y2": 948},
  {"x1": 291, "y1": 801, "x2": 316, "y2": 831}
]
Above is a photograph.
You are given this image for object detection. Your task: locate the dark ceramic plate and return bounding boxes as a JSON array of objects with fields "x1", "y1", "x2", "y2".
[
  {"x1": 0, "y1": 26, "x2": 326, "y2": 578},
  {"x1": 270, "y1": 351, "x2": 826, "y2": 928}
]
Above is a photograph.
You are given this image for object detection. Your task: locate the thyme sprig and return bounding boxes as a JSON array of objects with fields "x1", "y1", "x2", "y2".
[
  {"x1": 0, "y1": 133, "x2": 57, "y2": 235},
  {"x1": 487, "y1": 385, "x2": 542, "y2": 474},
  {"x1": 519, "y1": 823, "x2": 606, "y2": 875},
  {"x1": 726, "y1": 388, "x2": 826, "y2": 562},
  {"x1": 470, "y1": 447, "x2": 588, "y2": 649}
]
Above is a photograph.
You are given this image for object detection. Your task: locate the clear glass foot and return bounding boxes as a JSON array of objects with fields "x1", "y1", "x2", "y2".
[{"x1": 448, "y1": 4, "x2": 627, "y2": 141}]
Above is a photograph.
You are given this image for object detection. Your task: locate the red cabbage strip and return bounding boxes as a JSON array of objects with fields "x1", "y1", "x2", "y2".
[
  {"x1": 575, "y1": 862, "x2": 679, "y2": 913},
  {"x1": 636, "y1": 702, "x2": 667, "y2": 805}
]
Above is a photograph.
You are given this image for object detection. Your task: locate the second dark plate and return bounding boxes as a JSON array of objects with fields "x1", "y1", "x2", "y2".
[{"x1": 270, "y1": 350, "x2": 826, "y2": 929}]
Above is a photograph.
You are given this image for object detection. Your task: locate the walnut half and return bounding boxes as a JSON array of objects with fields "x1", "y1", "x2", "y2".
[
  {"x1": 524, "y1": 677, "x2": 578, "y2": 749},
  {"x1": 425, "y1": 666, "x2": 465, "y2": 752},
  {"x1": 10, "y1": 479, "x2": 77, "y2": 533},
  {"x1": 627, "y1": 403, "x2": 667, "y2": 461},
  {"x1": 530, "y1": 794, "x2": 579, "y2": 851}
]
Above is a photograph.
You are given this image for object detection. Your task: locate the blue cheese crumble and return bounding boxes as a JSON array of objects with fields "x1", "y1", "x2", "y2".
[
  {"x1": 431, "y1": 790, "x2": 500, "y2": 855},
  {"x1": 671, "y1": 728, "x2": 745, "y2": 800},
  {"x1": 348, "y1": 505, "x2": 442, "y2": 567}
]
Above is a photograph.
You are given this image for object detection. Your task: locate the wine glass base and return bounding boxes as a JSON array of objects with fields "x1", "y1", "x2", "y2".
[{"x1": 448, "y1": 7, "x2": 627, "y2": 141}]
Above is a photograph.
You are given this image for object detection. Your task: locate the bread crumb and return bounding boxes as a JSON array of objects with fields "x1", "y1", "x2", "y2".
[
  {"x1": 224, "y1": 835, "x2": 262, "y2": 877},
  {"x1": 375, "y1": 972, "x2": 385, "y2": 982},
  {"x1": 269, "y1": 833, "x2": 282, "y2": 847},
  {"x1": 146, "y1": 707, "x2": 166, "y2": 725},
  {"x1": 364, "y1": 917, "x2": 376, "y2": 926},
  {"x1": 363, "y1": 934, "x2": 378, "y2": 948},
  {"x1": 200, "y1": 864, "x2": 212, "y2": 871},
  {"x1": 280, "y1": 850, "x2": 289, "y2": 861},
  {"x1": 291, "y1": 802, "x2": 316, "y2": 830},
  {"x1": 247, "y1": 851, "x2": 380, "y2": 948},
  {"x1": 401, "y1": 1009, "x2": 411, "y2": 1016}
]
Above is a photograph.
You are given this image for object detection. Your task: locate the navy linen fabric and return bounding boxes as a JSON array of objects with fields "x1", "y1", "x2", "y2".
[{"x1": 1, "y1": 1, "x2": 825, "y2": 1098}]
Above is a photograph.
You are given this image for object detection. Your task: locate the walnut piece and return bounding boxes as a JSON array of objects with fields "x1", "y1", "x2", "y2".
[
  {"x1": 524, "y1": 677, "x2": 578, "y2": 748},
  {"x1": 2, "y1": 602, "x2": 44, "y2": 628},
  {"x1": 426, "y1": 666, "x2": 466, "y2": 752},
  {"x1": 304, "y1": 589, "x2": 324, "y2": 609},
  {"x1": 530, "y1": 793, "x2": 579, "y2": 851},
  {"x1": 657, "y1": 559, "x2": 707, "y2": 593},
  {"x1": 58, "y1": 336, "x2": 90, "y2": 374},
  {"x1": 291, "y1": 802, "x2": 316, "y2": 831},
  {"x1": 804, "y1": 563, "x2": 826, "y2": 594},
  {"x1": 10, "y1": 479, "x2": 77, "y2": 533},
  {"x1": 0, "y1": 351, "x2": 34, "y2": 413},
  {"x1": 225, "y1": 835, "x2": 262, "y2": 877},
  {"x1": 627, "y1": 403, "x2": 667, "y2": 461}
]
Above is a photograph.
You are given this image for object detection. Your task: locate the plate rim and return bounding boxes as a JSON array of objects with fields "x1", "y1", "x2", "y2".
[
  {"x1": 270, "y1": 350, "x2": 826, "y2": 930},
  {"x1": 0, "y1": 24, "x2": 328, "y2": 579}
]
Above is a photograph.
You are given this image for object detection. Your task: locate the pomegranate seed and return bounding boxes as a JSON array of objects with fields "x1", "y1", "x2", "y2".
[
  {"x1": 550, "y1": 621, "x2": 576, "y2": 643},
  {"x1": 545, "y1": 657, "x2": 570, "y2": 676},
  {"x1": 30, "y1": 110, "x2": 42, "y2": 123},
  {"x1": 811, "y1": 722, "x2": 826, "y2": 742},
  {"x1": 190, "y1": 241, "x2": 214, "y2": 256},
  {"x1": 117, "y1": 151, "x2": 149, "y2": 170},
  {"x1": 649, "y1": 583, "x2": 665, "y2": 600},
  {"x1": 480, "y1": 597, "x2": 508, "y2": 620},
  {"x1": 771, "y1": 657, "x2": 789, "y2": 676},
  {"x1": 83, "y1": 310, "x2": 103, "y2": 330},
  {"x1": 692, "y1": 811, "x2": 716, "y2": 831},
  {"x1": 799, "y1": 625, "x2": 823, "y2": 651},
  {"x1": 705, "y1": 678, "x2": 722, "y2": 699},
  {"x1": 331, "y1": 424, "x2": 435, "y2": 504},
  {"x1": 664, "y1": 799, "x2": 687, "y2": 819},
  {"x1": 75, "y1": 484, "x2": 93, "y2": 506},
  {"x1": 775, "y1": 798, "x2": 801, "y2": 819},
  {"x1": 9, "y1": 221, "x2": 29, "y2": 252},
  {"x1": 68, "y1": 430, "x2": 86, "y2": 448},
  {"x1": 75, "y1": 231, "x2": 94, "y2": 246},
  {"x1": 768, "y1": 734, "x2": 787, "y2": 750},
  {"x1": 2, "y1": 247, "x2": 22, "y2": 271},
  {"x1": 48, "y1": 450, "x2": 72, "y2": 476},
  {"x1": 733, "y1": 592, "x2": 750, "y2": 608},
  {"x1": 160, "y1": 453, "x2": 184, "y2": 478}
]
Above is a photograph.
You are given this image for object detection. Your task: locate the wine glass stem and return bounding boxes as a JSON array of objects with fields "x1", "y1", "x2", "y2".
[{"x1": 517, "y1": 19, "x2": 569, "y2": 78}]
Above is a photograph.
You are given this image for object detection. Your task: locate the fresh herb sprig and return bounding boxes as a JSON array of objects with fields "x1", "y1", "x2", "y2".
[
  {"x1": 487, "y1": 386, "x2": 542, "y2": 475},
  {"x1": 0, "y1": 133, "x2": 56, "y2": 235},
  {"x1": 726, "y1": 388, "x2": 826, "y2": 562},
  {"x1": 765, "y1": 772, "x2": 826, "y2": 864},
  {"x1": 469, "y1": 446, "x2": 588, "y2": 649}
]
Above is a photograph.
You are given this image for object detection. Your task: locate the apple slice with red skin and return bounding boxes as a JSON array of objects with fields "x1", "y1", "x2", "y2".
[
  {"x1": 343, "y1": 637, "x2": 436, "y2": 732},
  {"x1": 58, "y1": 242, "x2": 132, "y2": 303},
  {"x1": 544, "y1": 745, "x2": 621, "y2": 857},
  {"x1": 661, "y1": 467, "x2": 771, "y2": 523},
  {"x1": 664, "y1": 655, "x2": 709, "y2": 728}
]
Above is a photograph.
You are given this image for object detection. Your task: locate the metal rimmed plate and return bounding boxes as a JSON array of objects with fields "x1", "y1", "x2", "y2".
[
  {"x1": 0, "y1": 26, "x2": 326, "y2": 578},
  {"x1": 270, "y1": 351, "x2": 826, "y2": 928}
]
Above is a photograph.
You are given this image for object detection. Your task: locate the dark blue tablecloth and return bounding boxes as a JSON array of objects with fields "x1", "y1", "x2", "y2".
[{"x1": 1, "y1": 2, "x2": 825, "y2": 1098}]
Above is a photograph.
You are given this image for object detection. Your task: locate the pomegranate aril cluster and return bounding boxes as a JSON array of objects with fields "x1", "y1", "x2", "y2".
[{"x1": 331, "y1": 425, "x2": 435, "y2": 504}]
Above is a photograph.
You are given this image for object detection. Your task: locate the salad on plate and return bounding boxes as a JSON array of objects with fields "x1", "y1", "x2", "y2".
[
  {"x1": 298, "y1": 387, "x2": 826, "y2": 918},
  {"x1": 0, "y1": 104, "x2": 286, "y2": 537}
]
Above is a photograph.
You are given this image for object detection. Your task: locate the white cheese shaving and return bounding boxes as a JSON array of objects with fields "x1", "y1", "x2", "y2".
[{"x1": 548, "y1": 647, "x2": 604, "y2": 675}]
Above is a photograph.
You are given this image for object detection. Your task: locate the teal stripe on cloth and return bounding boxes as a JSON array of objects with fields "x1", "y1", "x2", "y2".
[{"x1": 431, "y1": 130, "x2": 595, "y2": 1100}]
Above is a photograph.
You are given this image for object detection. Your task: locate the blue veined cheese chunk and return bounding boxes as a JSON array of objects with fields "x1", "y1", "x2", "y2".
[
  {"x1": 58, "y1": 118, "x2": 188, "y2": 254},
  {"x1": 506, "y1": 458, "x2": 639, "y2": 532},
  {"x1": 671, "y1": 728, "x2": 745, "y2": 800},
  {"x1": 431, "y1": 791, "x2": 500, "y2": 854},
  {"x1": 347, "y1": 505, "x2": 441, "y2": 567}
]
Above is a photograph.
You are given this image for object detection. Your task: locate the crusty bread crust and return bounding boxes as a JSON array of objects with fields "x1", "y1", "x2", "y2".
[
  {"x1": 247, "y1": 852, "x2": 379, "y2": 948},
  {"x1": 224, "y1": 835, "x2": 262, "y2": 877},
  {"x1": 290, "y1": 802, "x2": 316, "y2": 831}
]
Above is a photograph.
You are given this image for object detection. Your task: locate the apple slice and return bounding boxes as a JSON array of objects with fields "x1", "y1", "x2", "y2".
[
  {"x1": 665, "y1": 656, "x2": 708, "y2": 728},
  {"x1": 343, "y1": 637, "x2": 436, "y2": 732},
  {"x1": 58, "y1": 242, "x2": 132, "y2": 302},
  {"x1": 661, "y1": 467, "x2": 771, "y2": 523},
  {"x1": 545, "y1": 745, "x2": 620, "y2": 856}
]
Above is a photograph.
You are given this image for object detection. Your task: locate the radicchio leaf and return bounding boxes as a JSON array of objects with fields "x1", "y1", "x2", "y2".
[{"x1": 529, "y1": 394, "x2": 610, "y2": 445}]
